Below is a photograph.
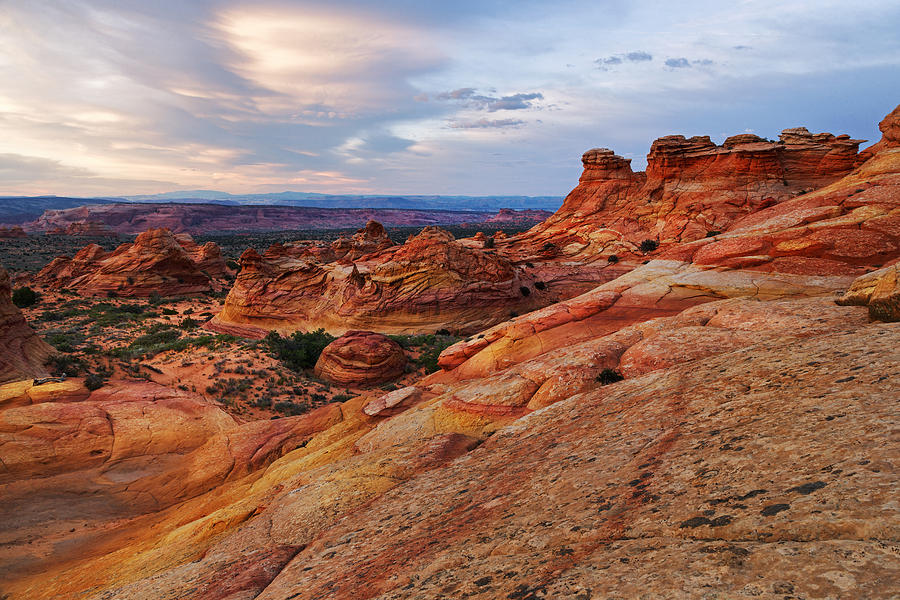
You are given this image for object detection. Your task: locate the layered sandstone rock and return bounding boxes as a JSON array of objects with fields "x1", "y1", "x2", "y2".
[
  {"x1": 314, "y1": 330, "x2": 406, "y2": 386},
  {"x1": 439, "y1": 105, "x2": 900, "y2": 378},
  {"x1": 34, "y1": 228, "x2": 228, "y2": 297},
  {"x1": 174, "y1": 233, "x2": 232, "y2": 279},
  {"x1": 211, "y1": 226, "x2": 546, "y2": 336},
  {"x1": 837, "y1": 262, "x2": 900, "y2": 321},
  {"x1": 504, "y1": 126, "x2": 865, "y2": 264},
  {"x1": 3, "y1": 297, "x2": 895, "y2": 600},
  {"x1": 0, "y1": 267, "x2": 53, "y2": 383},
  {"x1": 46, "y1": 221, "x2": 116, "y2": 236}
]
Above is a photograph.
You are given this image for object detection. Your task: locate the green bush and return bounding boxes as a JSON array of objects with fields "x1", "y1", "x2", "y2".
[
  {"x1": 84, "y1": 373, "x2": 107, "y2": 391},
  {"x1": 607, "y1": 254, "x2": 619, "y2": 264},
  {"x1": 47, "y1": 354, "x2": 88, "y2": 376},
  {"x1": 639, "y1": 239, "x2": 659, "y2": 253},
  {"x1": 596, "y1": 368, "x2": 624, "y2": 385},
  {"x1": 12, "y1": 287, "x2": 39, "y2": 308},
  {"x1": 266, "y1": 329, "x2": 335, "y2": 371}
]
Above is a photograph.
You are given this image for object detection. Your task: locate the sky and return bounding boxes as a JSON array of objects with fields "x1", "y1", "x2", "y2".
[{"x1": 0, "y1": 0, "x2": 899, "y2": 197}]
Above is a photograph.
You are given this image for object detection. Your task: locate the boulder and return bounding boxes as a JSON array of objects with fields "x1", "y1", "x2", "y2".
[{"x1": 314, "y1": 331, "x2": 406, "y2": 386}]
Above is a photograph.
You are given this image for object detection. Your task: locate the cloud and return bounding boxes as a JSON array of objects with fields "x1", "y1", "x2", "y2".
[
  {"x1": 625, "y1": 51, "x2": 653, "y2": 62},
  {"x1": 595, "y1": 51, "x2": 653, "y2": 70},
  {"x1": 448, "y1": 118, "x2": 525, "y2": 129},
  {"x1": 0, "y1": 1, "x2": 898, "y2": 196},
  {"x1": 435, "y1": 89, "x2": 543, "y2": 112},
  {"x1": 665, "y1": 57, "x2": 692, "y2": 68}
]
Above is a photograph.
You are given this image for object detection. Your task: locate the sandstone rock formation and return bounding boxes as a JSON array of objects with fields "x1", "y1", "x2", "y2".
[
  {"x1": 439, "y1": 105, "x2": 900, "y2": 378},
  {"x1": 837, "y1": 262, "x2": 900, "y2": 321},
  {"x1": 314, "y1": 330, "x2": 406, "y2": 386},
  {"x1": 211, "y1": 226, "x2": 547, "y2": 336},
  {"x1": 33, "y1": 228, "x2": 229, "y2": 297},
  {"x1": 0, "y1": 267, "x2": 53, "y2": 383},
  {"x1": 503, "y1": 126, "x2": 865, "y2": 264}
]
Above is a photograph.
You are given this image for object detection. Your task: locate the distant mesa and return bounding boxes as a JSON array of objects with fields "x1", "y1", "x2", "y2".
[
  {"x1": 314, "y1": 330, "x2": 407, "y2": 386},
  {"x1": 0, "y1": 226, "x2": 27, "y2": 239},
  {"x1": 24, "y1": 203, "x2": 552, "y2": 235},
  {"x1": 34, "y1": 227, "x2": 231, "y2": 297},
  {"x1": 46, "y1": 221, "x2": 117, "y2": 237}
]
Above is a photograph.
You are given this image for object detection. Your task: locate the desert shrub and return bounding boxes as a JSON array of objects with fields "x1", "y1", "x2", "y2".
[
  {"x1": 483, "y1": 236, "x2": 495, "y2": 249},
  {"x1": 705, "y1": 230, "x2": 722, "y2": 237},
  {"x1": 46, "y1": 354, "x2": 88, "y2": 376},
  {"x1": 226, "y1": 259, "x2": 240, "y2": 271},
  {"x1": 596, "y1": 368, "x2": 624, "y2": 385},
  {"x1": 84, "y1": 372, "x2": 107, "y2": 391},
  {"x1": 46, "y1": 331, "x2": 84, "y2": 353},
  {"x1": 639, "y1": 239, "x2": 659, "y2": 253},
  {"x1": 12, "y1": 287, "x2": 39, "y2": 308},
  {"x1": 254, "y1": 395, "x2": 273, "y2": 408},
  {"x1": 180, "y1": 317, "x2": 200, "y2": 330},
  {"x1": 331, "y1": 393, "x2": 353, "y2": 402},
  {"x1": 274, "y1": 401, "x2": 305, "y2": 415},
  {"x1": 266, "y1": 329, "x2": 335, "y2": 371},
  {"x1": 162, "y1": 308, "x2": 178, "y2": 315},
  {"x1": 607, "y1": 254, "x2": 619, "y2": 264}
]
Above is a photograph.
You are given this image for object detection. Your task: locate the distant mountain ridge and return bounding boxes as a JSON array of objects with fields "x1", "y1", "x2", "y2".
[
  {"x1": 124, "y1": 191, "x2": 563, "y2": 211},
  {"x1": 0, "y1": 192, "x2": 562, "y2": 225},
  {"x1": 0, "y1": 196, "x2": 119, "y2": 224}
]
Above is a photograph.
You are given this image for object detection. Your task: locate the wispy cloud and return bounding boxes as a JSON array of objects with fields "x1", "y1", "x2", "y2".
[
  {"x1": 435, "y1": 89, "x2": 544, "y2": 112},
  {"x1": 448, "y1": 118, "x2": 525, "y2": 129}
]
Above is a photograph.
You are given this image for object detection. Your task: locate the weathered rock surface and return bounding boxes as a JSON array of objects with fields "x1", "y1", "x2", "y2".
[
  {"x1": 0, "y1": 267, "x2": 53, "y2": 383},
  {"x1": 314, "y1": 330, "x2": 407, "y2": 386},
  {"x1": 33, "y1": 228, "x2": 229, "y2": 297},
  {"x1": 211, "y1": 226, "x2": 547, "y2": 336},
  {"x1": 838, "y1": 262, "x2": 900, "y2": 321},
  {"x1": 3, "y1": 298, "x2": 895, "y2": 599}
]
